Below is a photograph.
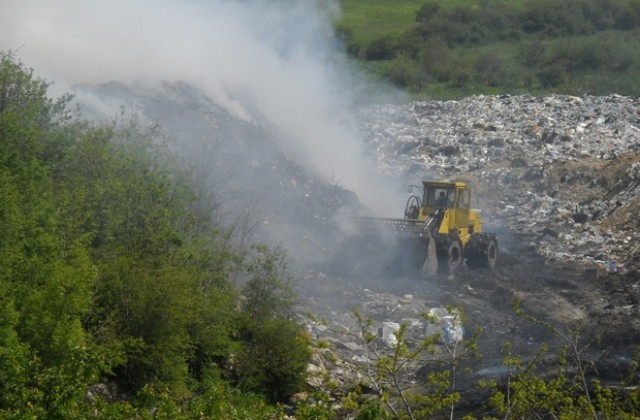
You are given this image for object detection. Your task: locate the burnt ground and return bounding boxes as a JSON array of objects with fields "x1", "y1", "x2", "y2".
[
  {"x1": 295, "y1": 235, "x2": 640, "y2": 416},
  {"x1": 292, "y1": 152, "x2": 640, "y2": 416}
]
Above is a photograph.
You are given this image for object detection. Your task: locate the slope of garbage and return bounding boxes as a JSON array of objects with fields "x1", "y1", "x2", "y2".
[
  {"x1": 75, "y1": 85, "x2": 640, "y2": 412},
  {"x1": 300, "y1": 94, "x2": 640, "y2": 411},
  {"x1": 357, "y1": 94, "x2": 640, "y2": 274}
]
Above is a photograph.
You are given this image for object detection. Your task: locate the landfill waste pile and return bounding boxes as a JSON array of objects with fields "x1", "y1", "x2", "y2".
[
  {"x1": 300, "y1": 94, "x2": 640, "y2": 408},
  {"x1": 78, "y1": 86, "x2": 640, "y2": 413},
  {"x1": 356, "y1": 94, "x2": 640, "y2": 274}
]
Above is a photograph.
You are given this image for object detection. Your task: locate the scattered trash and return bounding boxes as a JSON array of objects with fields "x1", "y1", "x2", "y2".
[
  {"x1": 382, "y1": 321, "x2": 400, "y2": 347},
  {"x1": 425, "y1": 308, "x2": 464, "y2": 344}
]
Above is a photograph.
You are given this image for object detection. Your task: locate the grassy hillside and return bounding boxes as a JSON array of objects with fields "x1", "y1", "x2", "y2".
[
  {"x1": 338, "y1": 0, "x2": 426, "y2": 42},
  {"x1": 337, "y1": 0, "x2": 640, "y2": 99},
  {"x1": 339, "y1": 0, "x2": 524, "y2": 42}
]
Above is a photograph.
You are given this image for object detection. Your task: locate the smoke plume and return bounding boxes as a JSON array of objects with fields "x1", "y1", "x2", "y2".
[{"x1": 1, "y1": 0, "x2": 403, "y2": 214}]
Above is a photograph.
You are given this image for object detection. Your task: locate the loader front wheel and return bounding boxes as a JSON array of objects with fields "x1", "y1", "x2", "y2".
[{"x1": 438, "y1": 238, "x2": 462, "y2": 274}]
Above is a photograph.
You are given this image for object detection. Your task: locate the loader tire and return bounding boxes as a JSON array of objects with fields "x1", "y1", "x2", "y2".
[
  {"x1": 437, "y1": 237, "x2": 462, "y2": 274},
  {"x1": 447, "y1": 239, "x2": 463, "y2": 273},
  {"x1": 466, "y1": 234, "x2": 498, "y2": 269}
]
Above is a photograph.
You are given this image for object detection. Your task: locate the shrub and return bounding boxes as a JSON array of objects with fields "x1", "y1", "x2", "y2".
[
  {"x1": 364, "y1": 36, "x2": 396, "y2": 61},
  {"x1": 386, "y1": 53, "x2": 416, "y2": 88},
  {"x1": 615, "y1": 1, "x2": 640, "y2": 29},
  {"x1": 451, "y1": 65, "x2": 472, "y2": 88},
  {"x1": 419, "y1": 36, "x2": 451, "y2": 72},
  {"x1": 475, "y1": 53, "x2": 502, "y2": 86},
  {"x1": 415, "y1": 2, "x2": 441, "y2": 24},
  {"x1": 517, "y1": 41, "x2": 546, "y2": 68},
  {"x1": 234, "y1": 245, "x2": 310, "y2": 403},
  {"x1": 536, "y1": 64, "x2": 566, "y2": 88},
  {"x1": 235, "y1": 318, "x2": 310, "y2": 403}
]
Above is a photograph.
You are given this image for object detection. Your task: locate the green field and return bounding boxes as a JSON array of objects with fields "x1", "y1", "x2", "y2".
[
  {"x1": 338, "y1": 0, "x2": 527, "y2": 43},
  {"x1": 337, "y1": 0, "x2": 640, "y2": 99},
  {"x1": 338, "y1": 0, "x2": 424, "y2": 42}
]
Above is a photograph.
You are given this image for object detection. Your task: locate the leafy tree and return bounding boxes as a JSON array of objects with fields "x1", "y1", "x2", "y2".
[
  {"x1": 0, "y1": 52, "x2": 100, "y2": 419},
  {"x1": 365, "y1": 36, "x2": 397, "y2": 61},
  {"x1": 235, "y1": 245, "x2": 310, "y2": 402},
  {"x1": 0, "y1": 51, "x2": 312, "y2": 417},
  {"x1": 475, "y1": 53, "x2": 502, "y2": 86},
  {"x1": 386, "y1": 53, "x2": 416, "y2": 88},
  {"x1": 517, "y1": 41, "x2": 546, "y2": 68}
]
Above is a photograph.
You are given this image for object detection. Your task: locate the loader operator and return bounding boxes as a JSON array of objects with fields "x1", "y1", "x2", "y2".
[{"x1": 436, "y1": 191, "x2": 448, "y2": 208}]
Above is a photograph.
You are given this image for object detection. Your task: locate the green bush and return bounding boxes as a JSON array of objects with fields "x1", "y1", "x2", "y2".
[
  {"x1": 419, "y1": 36, "x2": 450, "y2": 72},
  {"x1": 536, "y1": 63, "x2": 566, "y2": 88},
  {"x1": 475, "y1": 53, "x2": 502, "y2": 86},
  {"x1": 364, "y1": 35, "x2": 397, "y2": 61},
  {"x1": 234, "y1": 246, "x2": 310, "y2": 403},
  {"x1": 517, "y1": 40, "x2": 546, "y2": 68},
  {"x1": 615, "y1": 1, "x2": 640, "y2": 29},
  {"x1": 236, "y1": 318, "x2": 311, "y2": 403},
  {"x1": 415, "y1": 2, "x2": 441, "y2": 24},
  {"x1": 0, "y1": 52, "x2": 312, "y2": 417},
  {"x1": 386, "y1": 53, "x2": 416, "y2": 88}
]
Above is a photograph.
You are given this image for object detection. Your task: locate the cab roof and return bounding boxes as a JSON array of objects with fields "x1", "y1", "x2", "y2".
[{"x1": 422, "y1": 180, "x2": 468, "y2": 189}]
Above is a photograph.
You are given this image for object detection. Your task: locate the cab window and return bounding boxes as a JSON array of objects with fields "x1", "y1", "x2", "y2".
[
  {"x1": 425, "y1": 187, "x2": 453, "y2": 208},
  {"x1": 458, "y1": 189, "x2": 470, "y2": 209}
]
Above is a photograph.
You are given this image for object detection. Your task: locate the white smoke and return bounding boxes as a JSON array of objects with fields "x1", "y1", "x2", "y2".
[{"x1": 1, "y1": 0, "x2": 402, "y2": 214}]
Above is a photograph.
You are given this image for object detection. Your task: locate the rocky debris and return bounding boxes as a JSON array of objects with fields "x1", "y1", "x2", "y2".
[
  {"x1": 302, "y1": 296, "x2": 463, "y2": 394},
  {"x1": 355, "y1": 94, "x2": 640, "y2": 273},
  {"x1": 75, "y1": 83, "x2": 640, "y2": 411},
  {"x1": 298, "y1": 95, "x2": 640, "y2": 405}
]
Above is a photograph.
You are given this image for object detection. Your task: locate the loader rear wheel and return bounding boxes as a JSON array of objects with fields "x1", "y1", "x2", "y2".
[
  {"x1": 466, "y1": 234, "x2": 498, "y2": 269},
  {"x1": 485, "y1": 238, "x2": 498, "y2": 268}
]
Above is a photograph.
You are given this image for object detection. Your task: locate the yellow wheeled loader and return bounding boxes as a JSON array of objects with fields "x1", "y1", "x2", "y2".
[{"x1": 355, "y1": 180, "x2": 498, "y2": 275}]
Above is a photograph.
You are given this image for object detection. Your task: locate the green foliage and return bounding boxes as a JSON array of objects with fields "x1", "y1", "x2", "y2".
[
  {"x1": 418, "y1": 36, "x2": 451, "y2": 75},
  {"x1": 181, "y1": 380, "x2": 286, "y2": 419},
  {"x1": 386, "y1": 53, "x2": 417, "y2": 87},
  {"x1": 475, "y1": 53, "x2": 502, "y2": 86},
  {"x1": 365, "y1": 35, "x2": 397, "y2": 60},
  {"x1": 338, "y1": 0, "x2": 640, "y2": 98},
  {"x1": 0, "y1": 51, "x2": 310, "y2": 417},
  {"x1": 241, "y1": 245, "x2": 296, "y2": 320},
  {"x1": 234, "y1": 246, "x2": 311, "y2": 403},
  {"x1": 235, "y1": 318, "x2": 311, "y2": 403},
  {"x1": 480, "y1": 299, "x2": 640, "y2": 419},
  {"x1": 517, "y1": 40, "x2": 546, "y2": 67}
]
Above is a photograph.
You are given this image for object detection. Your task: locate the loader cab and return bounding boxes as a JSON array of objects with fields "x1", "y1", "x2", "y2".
[
  {"x1": 422, "y1": 182, "x2": 457, "y2": 210},
  {"x1": 422, "y1": 182, "x2": 471, "y2": 209},
  {"x1": 427, "y1": 188, "x2": 453, "y2": 209},
  {"x1": 420, "y1": 181, "x2": 473, "y2": 233}
]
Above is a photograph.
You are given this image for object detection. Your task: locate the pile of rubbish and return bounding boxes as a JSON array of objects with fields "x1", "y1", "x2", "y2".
[{"x1": 356, "y1": 94, "x2": 640, "y2": 273}]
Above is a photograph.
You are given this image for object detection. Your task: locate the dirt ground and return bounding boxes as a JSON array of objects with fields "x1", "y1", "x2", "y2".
[
  {"x1": 296, "y1": 233, "x2": 640, "y2": 416},
  {"x1": 274, "y1": 132, "x2": 640, "y2": 417}
]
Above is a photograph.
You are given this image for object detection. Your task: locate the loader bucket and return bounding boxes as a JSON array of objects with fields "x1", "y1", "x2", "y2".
[{"x1": 422, "y1": 232, "x2": 438, "y2": 276}]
